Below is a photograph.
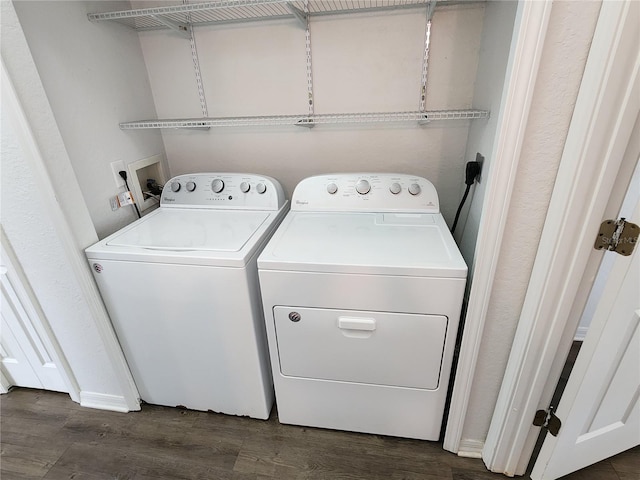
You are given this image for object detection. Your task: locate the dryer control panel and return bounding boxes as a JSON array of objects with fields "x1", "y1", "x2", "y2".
[
  {"x1": 160, "y1": 173, "x2": 287, "y2": 210},
  {"x1": 291, "y1": 174, "x2": 439, "y2": 213}
]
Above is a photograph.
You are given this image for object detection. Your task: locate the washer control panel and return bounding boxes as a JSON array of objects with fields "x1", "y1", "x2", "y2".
[
  {"x1": 292, "y1": 174, "x2": 439, "y2": 213},
  {"x1": 161, "y1": 173, "x2": 286, "y2": 210}
]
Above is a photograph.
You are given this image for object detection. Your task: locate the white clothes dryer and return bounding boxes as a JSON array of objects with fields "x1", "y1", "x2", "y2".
[
  {"x1": 257, "y1": 173, "x2": 467, "y2": 440},
  {"x1": 86, "y1": 173, "x2": 288, "y2": 419}
]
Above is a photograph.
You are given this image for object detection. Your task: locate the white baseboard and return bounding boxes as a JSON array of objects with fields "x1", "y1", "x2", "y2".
[
  {"x1": 457, "y1": 439, "x2": 485, "y2": 459},
  {"x1": 0, "y1": 371, "x2": 11, "y2": 394},
  {"x1": 573, "y1": 326, "x2": 589, "y2": 341},
  {"x1": 80, "y1": 391, "x2": 135, "y2": 413}
]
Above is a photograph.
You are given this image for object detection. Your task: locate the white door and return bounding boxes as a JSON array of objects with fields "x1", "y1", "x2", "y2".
[
  {"x1": 1, "y1": 279, "x2": 47, "y2": 390},
  {"x1": 531, "y1": 197, "x2": 640, "y2": 478},
  {"x1": 0, "y1": 242, "x2": 68, "y2": 393}
]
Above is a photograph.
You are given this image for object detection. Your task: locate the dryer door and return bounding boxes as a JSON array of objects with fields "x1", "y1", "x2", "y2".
[{"x1": 273, "y1": 306, "x2": 448, "y2": 390}]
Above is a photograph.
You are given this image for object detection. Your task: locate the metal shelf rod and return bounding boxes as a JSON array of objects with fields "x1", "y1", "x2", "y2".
[{"x1": 119, "y1": 110, "x2": 489, "y2": 130}]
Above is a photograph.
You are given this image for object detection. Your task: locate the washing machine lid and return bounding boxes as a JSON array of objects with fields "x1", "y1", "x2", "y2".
[
  {"x1": 258, "y1": 211, "x2": 467, "y2": 278},
  {"x1": 86, "y1": 207, "x2": 286, "y2": 267},
  {"x1": 107, "y1": 209, "x2": 269, "y2": 251}
]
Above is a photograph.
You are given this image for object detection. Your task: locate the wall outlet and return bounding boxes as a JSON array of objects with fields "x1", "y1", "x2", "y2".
[
  {"x1": 117, "y1": 191, "x2": 135, "y2": 206},
  {"x1": 475, "y1": 152, "x2": 485, "y2": 184},
  {"x1": 111, "y1": 161, "x2": 126, "y2": 188}
]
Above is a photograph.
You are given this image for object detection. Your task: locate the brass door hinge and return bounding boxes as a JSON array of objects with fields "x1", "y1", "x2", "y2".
[
  {"x1": 594, "y1": 218, "x2": 638, "y2": 256},
  {"x1": 533, "y1": 407, "x2": 562, "y2": 436}
]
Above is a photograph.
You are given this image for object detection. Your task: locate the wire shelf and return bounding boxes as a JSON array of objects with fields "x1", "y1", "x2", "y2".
[
  {"x1": 119, "y1": 110, "x2": 489, "y2": 129},
  {"x1": 88, "y1": 1, "x2": 441, "y2": 30}
]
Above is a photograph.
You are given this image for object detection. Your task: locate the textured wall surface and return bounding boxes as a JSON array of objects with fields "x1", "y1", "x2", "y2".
[
  {"x1": 13, "y1": 0, "x2": 166, "y2": 239},
  {"x1": 135, "y1": 2, "x2": 486, "y2": 225},
  {"x1": 1, "y1": 102, "x2": 125, "y2": 397},
  {"x1": 457, "y1": 1, "x2": 518, "y2": 268},
  {"x1": 1, "y1": 0, "x2": 138, "y2": 402},
  {"x1": 1, "y1": 2, "x2": 97, "y2": 249},
  {"x1": 459, "y1": 0, "x2": 602, "y2": 446}
]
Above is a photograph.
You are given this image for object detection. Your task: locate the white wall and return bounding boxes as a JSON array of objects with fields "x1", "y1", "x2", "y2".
[
  {"x1": 0, "y1": 113, "x2": 127, "y2": 398},
  {"x1": 136, "y1": 3, "x2": 486, "y2": 225},
  {"x1": 458, "y1": 0, "x2": 602, "y2": 447},
  {"x1": 457, "y1": 1, "x2": 518, "y2": 268},
  {"x1": 1, "y1": 4, "x2": 97, "y2": 249},
  {"x1": 13, "y1": 0, "x2": 166, "y2": 239},
  {"x1": 1, "y1": 0, "x2": 148, "y2": 408}
]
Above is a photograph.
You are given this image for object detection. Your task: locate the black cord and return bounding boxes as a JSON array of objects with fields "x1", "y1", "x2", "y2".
[
  {"x1": 451, "y1": 184, "x2": 471, "y2": 234},
  {"x1": 119, "y1": 171, "x2": 141, "y2": 218},
  {"x1": 451, "y1": 159, "x2": 482, "y2": 234}
]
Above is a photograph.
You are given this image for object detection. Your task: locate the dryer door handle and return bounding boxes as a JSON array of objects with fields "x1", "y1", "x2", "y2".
[{"x1": 338, "y1": 317, "x2": 376, "y2": 331}]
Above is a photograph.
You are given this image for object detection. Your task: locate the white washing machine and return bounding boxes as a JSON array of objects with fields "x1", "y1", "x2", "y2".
[
  {"x1": 257, "y1": 173, "x2": 467, "y2": 440},
  {"x1": 86, "y1": 173, "x2": 288, "y2": 419}
]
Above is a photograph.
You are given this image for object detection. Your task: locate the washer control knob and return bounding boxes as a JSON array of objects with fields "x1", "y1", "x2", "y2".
[
  {"x1": 256, "y1": 183, "x2": 267, "y2": 194},
  {"x1": 327, "y1": 183, "x2": 338, "y2": 195},
  {"x1": 170, "y1": 181, "x2": 181, "y2": 192},
  {"x1": 389, "y1": 182, "x2": 402, "y2": 195},
  {"x1": 288, "y1": 312, "x2": 301, "y2": 322},
  {"x1": 408, "y1": 183, "x2": 422, "y2": 196},
  {"x1": 186, "y1": 181, "x2": 196, "y2": 192},
  {"x1": 355, "y1": 179, "x2": 371, "y2": 195},
  {"x1": 211, "y1": 179, "x2": 225, "y2": 193},
  {"x1": 240, "y1": 182, "x2": 250, "y2": 193}
]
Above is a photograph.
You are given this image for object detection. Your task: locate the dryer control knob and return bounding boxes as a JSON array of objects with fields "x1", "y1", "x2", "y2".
[
  {"x1": 170, "y1": 181, "x2": 181, "y2": 192},
  {"x1": 389, "y1": 182, "x2": 402, "y2": 195},
  {"x1": 327, "y1": 183, "x2": 338, "y2": 195},
  {"x1": 408, "y1": 183, "x2": 422, "y2": 196},
  {"x1": 256, "y1": 183, "x2": 267, "y2": 194},
  {"x1": 211, "y1": 179, "x2": 225, "y2": 193},
  {"x1": 355, "y1": 179, "x2": 371, "y2": 195},
  {"x1": 186, "y1": 181, "x2": 196, "y2": 192},
  {"x1": 240, "y1": 182, "x2": 250, "y2": 193}
]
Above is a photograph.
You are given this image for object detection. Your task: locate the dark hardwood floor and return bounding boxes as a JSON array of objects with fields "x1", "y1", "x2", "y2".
[{"x1": 1, "y1": 388, "x2": 638, "y2": 479}]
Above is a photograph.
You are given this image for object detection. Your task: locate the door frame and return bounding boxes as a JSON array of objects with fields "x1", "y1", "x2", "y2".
[
  {"x1": 443, "y1": 0, "x2": 553, "y2": 454},
  {"x1": 481, "y1": 0, "x2": 640, "y2": 475}
]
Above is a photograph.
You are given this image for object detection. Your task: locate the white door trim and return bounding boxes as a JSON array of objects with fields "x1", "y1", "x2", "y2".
[
  {"x1": 482, "y1": 1, "x2": 640, "y2": 475},
  {"x1": 1, "y1": 228, "x2": 81, "y2": 400},
  {"x1": 443, "y1": 0, "x2": 553, "y2": 454},
  {"x1": 1, "y1": 60, "x2": 140, "y2": 411},
  {"x1": 0, "y1": 371, "x2": 10, "y2": 394}
]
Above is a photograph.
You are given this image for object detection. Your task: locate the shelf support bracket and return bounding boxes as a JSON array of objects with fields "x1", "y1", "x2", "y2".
[
  {"x1": 426, "y1": 0, "x2": 437, "y2": 22},
  {"x1": 151, "y1": 15, "x2": 190, "y2": 39},
  {"x1": 286, "y1": 3, "x2": 308, "y2": 29},
  {"x1": 299, "y1": 0, "x2": 315, "y2": 117},
  {"x1": 419, "y1": 1, "x2": 437, "y2": 114},
  {"x1": 418, "y1": 114, "x2": 432, "y2": 126},
  {"x1": 295, "y1": 118, "x2": 315, "y2": 128}
]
